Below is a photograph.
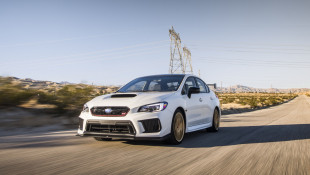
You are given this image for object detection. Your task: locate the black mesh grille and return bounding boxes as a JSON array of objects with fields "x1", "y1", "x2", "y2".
[
  {"x1": 79, "y1": 118, "x2": 84, "y2": 130},
  {"x1": 140, "y1": 119, "x2": 161, "y2": 133},
  {"x1": 86, "y1": 123, "x2": 135, "y2": 134},
  {"x1": 91, "y1": 106, "x2": 130, "y2": 116}
]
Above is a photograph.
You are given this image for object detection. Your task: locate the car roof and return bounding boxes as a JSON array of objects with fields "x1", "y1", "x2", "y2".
[{"x1": 138, "y1": 74, "x2": 195, "y2": 78}]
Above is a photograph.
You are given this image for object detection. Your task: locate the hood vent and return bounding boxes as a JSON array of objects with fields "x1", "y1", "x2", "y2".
[{"x1": 111, "y1": 94, "x2": 137, "y2": 98}]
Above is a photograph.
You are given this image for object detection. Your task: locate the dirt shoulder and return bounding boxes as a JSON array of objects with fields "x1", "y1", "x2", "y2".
[
  {"x1": 221, "y1": 97, "x2": 296, "y2": 115},
  {"x1": 0, "y1": 107, "x2": 78, "y2": 136}
]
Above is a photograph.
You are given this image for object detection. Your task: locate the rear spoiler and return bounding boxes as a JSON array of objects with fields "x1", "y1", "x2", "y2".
[{"x1": 207, "y1": 83, "x2": 217, "y2": 89}]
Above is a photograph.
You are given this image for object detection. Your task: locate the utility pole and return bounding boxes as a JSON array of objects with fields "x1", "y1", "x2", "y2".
[
  {"x1": 221, "y1": 81, "x2": 223, "y2": 92},
  {"x1": 183, "y1": 46, "x2": 193, "y2": 74},
  {"x1": 169, "y1": 26, "x2": 184, "y2": 74}
]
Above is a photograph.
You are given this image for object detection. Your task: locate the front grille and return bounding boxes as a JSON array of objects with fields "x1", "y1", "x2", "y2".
[
  {"x1": 79, "y1": 118, "x2": 84, "y2": 130},
  {"x1": 91, "y1": 106, "x2": 130, "y2": 117},
  {"x1": 140, "y1": 118, "x2": 161, "y2": 133},
  {"x1": 86, "y1": 122, "x2": 135, "y2": 135}
]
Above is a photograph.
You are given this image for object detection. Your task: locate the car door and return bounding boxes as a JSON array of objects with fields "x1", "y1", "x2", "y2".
[
  {"x1": 182, "y1": 77, "x2": 204, "y2": 127},
  {"x1": 204, "y1": 83, "x2": 215, "y2": 123},
  {"x1": 195, "y1": 78, "x2": 214, "y2": 124}
]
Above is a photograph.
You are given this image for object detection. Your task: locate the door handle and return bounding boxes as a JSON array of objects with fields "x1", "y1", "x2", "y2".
[
  {"x1": 199, "y1": 98, "x2": 203, "y2": 102},
  {"x1": 210, "y1": 97, "x2": 214, "y2": 100}
]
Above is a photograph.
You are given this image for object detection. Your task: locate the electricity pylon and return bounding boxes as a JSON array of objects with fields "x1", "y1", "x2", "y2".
[
  {"x1": 183, "y1": 46, "x2": 193, "y2": 74},
  {"x1": 169, "y1": 26, "x2": 185, "y2": 74}
]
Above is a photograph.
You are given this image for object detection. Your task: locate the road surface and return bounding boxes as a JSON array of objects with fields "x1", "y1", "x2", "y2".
[{"x1": 1, "y1": 95, "x2": 310, "y2": 174}]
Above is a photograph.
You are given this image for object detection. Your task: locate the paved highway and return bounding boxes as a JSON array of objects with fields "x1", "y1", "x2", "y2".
[{"x1": 1, "y1": 95, "x2": 310, "y2": 174}]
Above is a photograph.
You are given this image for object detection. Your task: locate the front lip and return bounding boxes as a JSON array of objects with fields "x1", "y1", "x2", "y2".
[
  {"x1": 76, "y1": 132, "x2": 170, "y2": 141},
  {"x1": 77, "y1": 132, "x2": 135, "y2": 138}
]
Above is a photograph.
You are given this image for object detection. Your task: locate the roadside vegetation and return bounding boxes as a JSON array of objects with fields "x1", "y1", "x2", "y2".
[
  {"x1": 217, "y1": 93, "x2": 297, "y2": 109},
  {"x1": 0, "y1": 77, "x2": 106, "y2": 116},
  {"x1": 37, "y1": 85, "x2": 102, "y2": 114},
  {"x1": 0, "y1": 77, "x2": 36, "y2": 107}
]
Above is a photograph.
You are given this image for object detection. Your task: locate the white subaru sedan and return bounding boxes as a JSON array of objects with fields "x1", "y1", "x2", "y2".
[{"x1": 77, "y1": 74, "x2": 221, "y2": 144}]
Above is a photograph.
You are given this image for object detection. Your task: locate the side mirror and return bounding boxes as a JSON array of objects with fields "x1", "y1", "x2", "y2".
[{"x1": 188, "y1": 87, "x2": 200, "y2": 98}]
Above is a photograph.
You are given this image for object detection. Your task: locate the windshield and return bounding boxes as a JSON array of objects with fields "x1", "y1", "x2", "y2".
[{"x1": 117, "y1": 75, "x2": 185, "y2": 92}]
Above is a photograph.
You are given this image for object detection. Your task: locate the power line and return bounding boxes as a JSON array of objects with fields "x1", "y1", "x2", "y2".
[
  {"x1": 189, "y1": 46, "x2": 310, "y2": 55},
  {"x1": 198, "y1": 57, "x2": 310, "y2": 64},
  {"x1": 0, "y1": 44, "x2": 169, "y2": 68},
  {"x1": 198, "y1": 59, "x2": 310, "y2": 68},
  {"x1": 6, "y1": 49, "x2": 164, "y2": 70},
  {"x1": 0, "y1": 30, "x2": 140, "y2": 48},
  {"x1": 183, "y1": 40, "x2": 310, "y2": 48},
  {"x1": 1, "y1": 40, "x2": 169, "y2": 66}
]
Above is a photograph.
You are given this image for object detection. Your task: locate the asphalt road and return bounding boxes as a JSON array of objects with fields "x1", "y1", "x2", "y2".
[{"x1": 1, "y1": 95, "x2": 310, "y2": 175}]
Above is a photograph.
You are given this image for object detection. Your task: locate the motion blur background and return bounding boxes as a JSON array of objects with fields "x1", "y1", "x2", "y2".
[{"x1": 1, "y1": 0, "x2": 310, "y2": 88}]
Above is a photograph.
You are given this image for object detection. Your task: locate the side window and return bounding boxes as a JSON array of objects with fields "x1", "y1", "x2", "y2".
[
  {"x1": 196, "y1": 78, "x2": 207, "y2": 93},
  {"x1": 182, "y1": 77, "x2": 197, "y2": 95},
  {"x1": 204, "y1": 84, "x2": 210, "y2": 93}
]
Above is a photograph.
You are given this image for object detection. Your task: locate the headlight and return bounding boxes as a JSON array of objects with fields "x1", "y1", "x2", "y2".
[
  {"x1": 82, "y1": 104, "x2": 89, "y2": 112},
  {"x1": 138, "y1": 102, "x2": 168, "y2": 112}
]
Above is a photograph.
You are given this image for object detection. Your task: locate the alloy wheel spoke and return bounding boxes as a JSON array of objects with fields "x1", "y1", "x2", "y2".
[{"x1": 174, "y1": 113, "x2": 184, "y2": 141}]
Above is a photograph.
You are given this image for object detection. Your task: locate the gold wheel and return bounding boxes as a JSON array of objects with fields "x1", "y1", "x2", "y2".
[
  {"x1": 173, "y1": 112, "x2": 185, "y2": 142},
  {"x1": 214, "y1": 110, "x2": 220, "y2": 130},
  {"x1": 207, "y1": 109, "x2": 220, "y2": 132}
]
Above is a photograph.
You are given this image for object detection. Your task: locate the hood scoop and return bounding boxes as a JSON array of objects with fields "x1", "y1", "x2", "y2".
[{"x1": 111, "y1": 94, "x2": 137, "y2": 98}]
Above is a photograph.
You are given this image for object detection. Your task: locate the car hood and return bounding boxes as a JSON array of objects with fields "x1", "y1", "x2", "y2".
[{"x1": 87, "y1": 92, "x2": 176, "y2": 109}]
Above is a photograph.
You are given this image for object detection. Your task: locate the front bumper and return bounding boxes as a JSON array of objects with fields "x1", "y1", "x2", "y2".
[
  {"x1": 77, "y1": 108, "x2": 173, "y2": 140},
  {"x1": 76, "y1": 132, "x2": 170, "y2": 141}
]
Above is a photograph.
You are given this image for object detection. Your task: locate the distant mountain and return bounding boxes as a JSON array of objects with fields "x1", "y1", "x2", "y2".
[
  {"x1": 213, "y1": 84, "x2": 310, "y2": 93},
  {"x1": 3, "y1": 76, "x2": 119, "y2": 94},
  {"x1": 59, "y1": 81, "x2": 73, "y2": 85},
  {"x1": 7, "y1": 77, "x2": 62, "y2": 90}
]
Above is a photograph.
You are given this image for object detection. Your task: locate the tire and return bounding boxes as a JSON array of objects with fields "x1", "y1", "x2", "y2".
[
  {"x1": 207, "y1": 108, "x2": 220, "y2": 132},
  {"x1": 94, "y1": 137, "x2": 112, "y2": 141},
  {"x1": 167, "y1": 110, "x2": 185, "y2": 145}
]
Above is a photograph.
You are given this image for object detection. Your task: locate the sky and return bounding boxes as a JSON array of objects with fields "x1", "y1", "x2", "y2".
[{"x1": 0, "y1": 0, "x2": 310, "y2": 88}]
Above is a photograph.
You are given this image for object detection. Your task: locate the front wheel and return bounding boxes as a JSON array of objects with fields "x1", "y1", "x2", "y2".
[
  {"x1": 207, "y1": 109, "x2": 220, "y2": 132},
  {"x1": 167, "y1": 110, "x2": 185, "y2": 145}
]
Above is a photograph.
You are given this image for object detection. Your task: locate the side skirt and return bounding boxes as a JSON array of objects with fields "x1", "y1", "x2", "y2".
[{"x1": 186, "y1": 123, "x2": 212, "y2": 133}]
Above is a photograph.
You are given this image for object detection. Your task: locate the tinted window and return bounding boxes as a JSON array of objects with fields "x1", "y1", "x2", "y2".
[
  {"x1": 118, "y1": 75, "x2": 184, "y2": 92},
  {"x1": 205, "y1": 84, "x2": 210, "y2": 93},
  {"x1": 148, "y1": 80, "x2": 161, "y2": 91},
  {"x1": 182, "y1": 77, "x2": 197, "y2": 94},
  {"x1": 126, "y1": 81, "x2": 147, "y2": 92},
  {"x1": 196, "y1": 78, "x2": 207, "y2": 93}
]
